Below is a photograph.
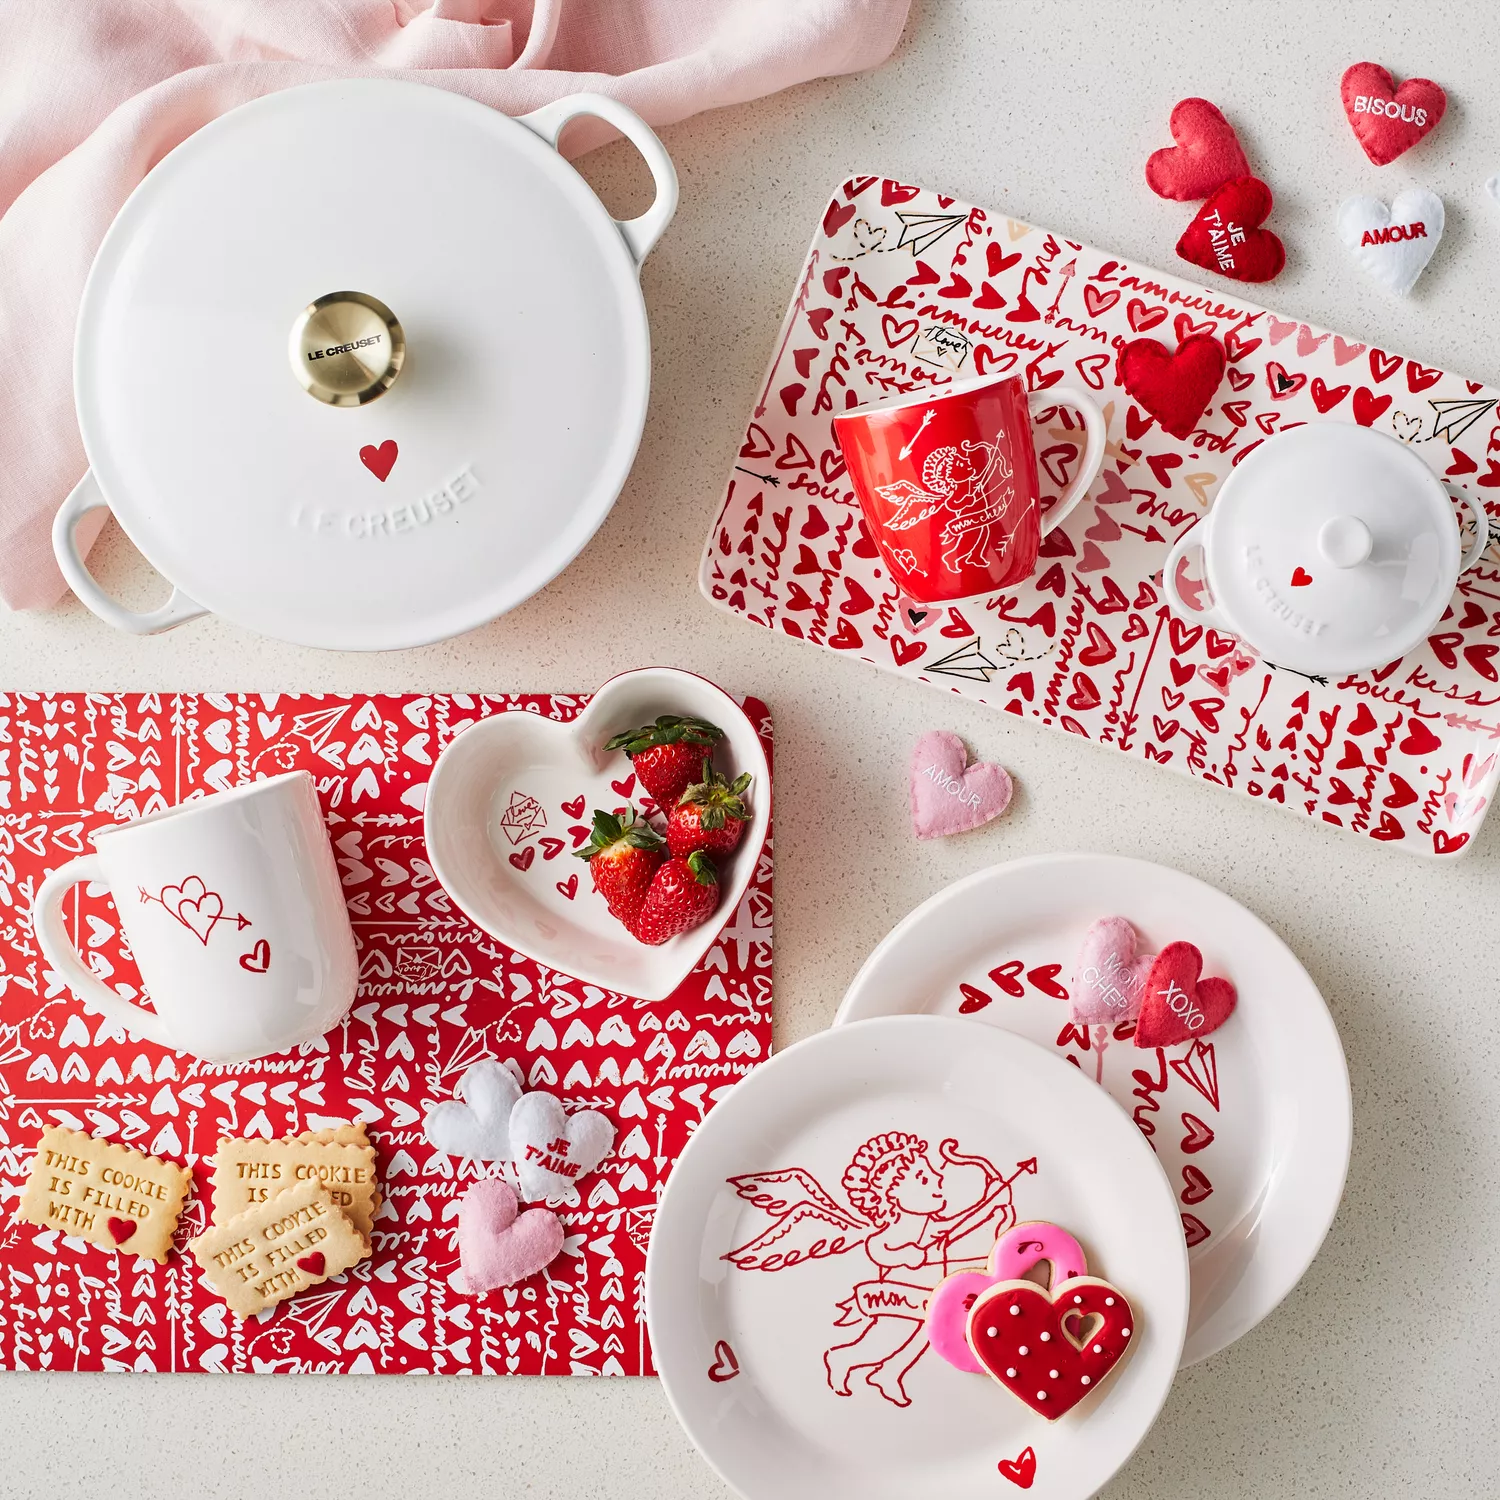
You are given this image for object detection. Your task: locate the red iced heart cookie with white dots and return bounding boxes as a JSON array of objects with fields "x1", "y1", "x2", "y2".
[
  {"x1": 1116, "y1": 334, "x2": 1226, "y2": 441},
  {"x1": 966, "y1": 1277, "x2": 1136, "y2": 1420},
  {"x1": 1134, "y1": 940, "x2": 1237, "y2": 1049},
  {"x1": 1341, "y1": 63, "x2": 1446, "y2": 166},
  {"x1": 1146, "y1": 98, "x2": 1250, "y2": 201},
  {"x1": 1176, "y1": 177, "x2": 1285, "y2": 283}
]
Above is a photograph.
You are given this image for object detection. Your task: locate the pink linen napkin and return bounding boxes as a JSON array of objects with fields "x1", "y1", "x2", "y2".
[{"x1": 0, "y1": 0, "x2": 910, "y2": 612}]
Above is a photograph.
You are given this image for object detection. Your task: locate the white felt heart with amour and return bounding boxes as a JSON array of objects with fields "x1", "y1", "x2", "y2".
[
  {"x1": 509, "y1": 1089, "x2": 617, "y2": 1203},
  {"x1": 425, "y1": 668, "x2": 770, "y2": 1001},
  {"x1": 424, "y1": 1059, "x2": 522, "y2": 1161},
  {"x1": 1338, "y1": 189, "x2": 1444, "y2": 296}
]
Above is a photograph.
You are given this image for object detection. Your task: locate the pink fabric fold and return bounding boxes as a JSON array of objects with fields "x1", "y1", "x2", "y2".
[{"x1": 0, "y1": 0, "x2": 910, "y2": 611}]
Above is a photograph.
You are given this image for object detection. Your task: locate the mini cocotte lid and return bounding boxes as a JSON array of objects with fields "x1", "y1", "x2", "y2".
[
  {"x1": 1168, "y1": 423, "x2": 1478, "y2": 675},
  {"x1": 69, "y1": 80, "x2": 676, "y2": 650}
]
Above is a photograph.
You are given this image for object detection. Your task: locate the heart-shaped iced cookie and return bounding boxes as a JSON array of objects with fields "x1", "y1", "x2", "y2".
[
  {"x1": 456, "y1": 1179, "x2": 565, "y2": 1292},
  {"x1": 967, "y1": 1276, "x2": 1136, "y2": 1420},
  {"x1": 509, "y1": 1089, "x2": 616, "y2": 1204},
  {"x1": 927, "y1": 1221, "x2": 1089, "y2": 1374},
  {"x1": 424, "y1": 1059, "x2": 521, "y2": 1161}
]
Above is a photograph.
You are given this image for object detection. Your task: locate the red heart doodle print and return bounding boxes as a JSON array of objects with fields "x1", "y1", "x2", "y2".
[
  {"x1": 997, "y1": 1447, "x2": 1038, "y2": 1489},
  {"x1": 239, "y1": 939, "x2": 271, "y2": 974},
  {"x1": 707, "y1": 1340, "x2": 740, "y2": 1382}
]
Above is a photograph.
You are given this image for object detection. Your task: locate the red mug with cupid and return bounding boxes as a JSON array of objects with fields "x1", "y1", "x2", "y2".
[{"x1": 833, "y1": 375, "x2": 1107, "y2": 604}]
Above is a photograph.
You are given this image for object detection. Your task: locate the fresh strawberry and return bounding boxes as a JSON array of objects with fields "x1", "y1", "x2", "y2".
[
  {"x1": 605, "y1": 714, "x2": 724, "y2": 811},
  {"x1": 575, "y1": 807, "x2": 664, "y2": 924},
  {"x1": 629, "y1": 851, "x2": 720, "y2": 946},
  {"x1": 665, "y1": 764, "x2": 753, "y2": 858}
]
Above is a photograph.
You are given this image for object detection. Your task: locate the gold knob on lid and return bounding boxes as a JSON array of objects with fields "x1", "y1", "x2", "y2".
[{"x1": 290, "y1": 291, "x2": 404, "y2": 406}]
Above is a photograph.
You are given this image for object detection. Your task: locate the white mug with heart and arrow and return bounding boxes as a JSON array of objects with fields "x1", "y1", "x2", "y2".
[{"x1": 30, "y1": 771, "x2": 357, "y2": 1063}]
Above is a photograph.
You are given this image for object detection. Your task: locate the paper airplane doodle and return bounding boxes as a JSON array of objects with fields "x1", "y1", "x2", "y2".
[
  {"x1": 895, "y1": 211, "x2": 967, "y2": 258},
  {"x1": 924, "y1": 636, "x2": 998, "y2": 683},
  {"x1": 1427, "y1": 398, "x2": 1497, "y2": 445}
]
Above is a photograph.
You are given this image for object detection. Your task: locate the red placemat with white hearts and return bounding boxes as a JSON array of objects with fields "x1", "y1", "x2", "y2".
[
  {"x1": 699, "y1": 176, "x2": 1500, "y2": 857},
  {"x1": 0, "y1": 692, "x2": 772, "y2": 1373}
]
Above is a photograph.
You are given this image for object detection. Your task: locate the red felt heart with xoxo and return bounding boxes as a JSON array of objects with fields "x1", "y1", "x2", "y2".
[
  {"x1": 1116, "y1": 335, "x2": 1226, "y2": 441},
  {"x1": 1176, "y1": 178, "x2": 1285, "y2": 283},
  {"x1": 1134, "y1": 940, "x2": 1237, "y2": 1048},
  {"x1": 1341, "y1": 63, "x2": 1446, "y2": 166},
  {"x1": 1145, "y1": 98, "x2": 1250, "y2": 201},
  {"x1": 967, "y1": 1277, "x2": 1136, "y2": 1420}
]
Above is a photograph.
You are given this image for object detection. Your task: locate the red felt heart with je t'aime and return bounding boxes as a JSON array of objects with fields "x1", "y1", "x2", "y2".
[
  {"x1": 1176, "y1": 177, "x2": 1285, "y2": 283},
  {"x1": 1135, "y1": 940, "x2": 1237, "y2": 1049},
  {"x1": 1341, "y1": 63, "x2": 1446, "y2": 166},
  {"x1": 967, "y1": 1277, "x2": 1136, "y2": 1420},
  {"x1": 1116, "y1": 334, "x2": 1226, "y2": 441},
  {"x1": 1146, "y1": 98, "x2": 1250, "y2": 201}
]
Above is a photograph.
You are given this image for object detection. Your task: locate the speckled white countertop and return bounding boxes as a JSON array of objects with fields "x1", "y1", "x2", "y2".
[{"x1": 1, "y1": 1, "x2": 1497, "y2": 1495}]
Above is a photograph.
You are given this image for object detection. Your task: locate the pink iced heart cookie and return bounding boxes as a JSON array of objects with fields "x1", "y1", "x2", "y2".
[
  {"x1": 1134, "y1": 940, "x2": 1237, "y2": 1048},
  {"x1": 910, "y1": 730, "x2": 1012, "y2": 840},
  {"x1": 1071, "y1": 916, "x2": 1154, "y2": 1025},
  {"x1": 927, "y1": 1221, "x2": 1088, "y2": 1374},
  {"x1": 457, "y1": 1179, "x2": 565, "y2": 1292}
]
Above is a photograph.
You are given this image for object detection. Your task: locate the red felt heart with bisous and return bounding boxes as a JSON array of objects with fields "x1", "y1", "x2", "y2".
[
  {"x1": 1176, "y1": 177, "x2": 1285, "y2": 283},
  {"x1": 1134, "y1": 940, "x2": 1237, "y2": 1049},
  {"x1": 967, "y1": 1277, "x2": 1136, "y2": 1420},
  {"x1": 1341, "y1": 63, "x2": 1446, "y2": 166},
  {"x1": 1116, "y1": 334, "x2": 1226, "y2": 441},
  {"x1": 1146, "y1": 98, "x2": 1250, "y2": 201}
]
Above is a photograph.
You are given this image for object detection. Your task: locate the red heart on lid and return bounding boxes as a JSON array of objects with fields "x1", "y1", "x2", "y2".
[
  {"x1": 1290, "y1": 567, "x2": 1313, "y2": 587},
  {"x1": 1145, "y1": 98, "x2": 1250, "y2": 201},
  {"x1": 360, "y1": 441, "x2": 398, "y2": 482},
  {"x1": 1135, "y1": 941, "x2": 1237, "y2": 1049},
  {"x1": 1177, "y1": 178, "x2": 1285, "y2": 283},
  {"x1": 1116, "y1": 335, "x2": 1226, "y2": 441},
  {"x1": 296, "y1": 1252, "x2": 326, "y2": 1276},
  {"x1": 966, "y1": 1277, "x2": 1136, "y2": 1420},
  {"x1": 107, "y1": 1217, "x2": 138, "y2": 1245},
  {"x1": 1341, "y1": 63, "x2": 1446, "y2": 166}
]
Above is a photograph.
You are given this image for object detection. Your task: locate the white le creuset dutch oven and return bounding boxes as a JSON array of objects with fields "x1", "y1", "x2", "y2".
[
  {"x1": 1163, "y1": 422, "x2": 1490, "y2": 675},
  {"x1": 53, "y1": 79, "x2": 678, "y2": 650}
]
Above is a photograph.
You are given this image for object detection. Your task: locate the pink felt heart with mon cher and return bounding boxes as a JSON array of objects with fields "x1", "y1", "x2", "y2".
[
  {"x1": 1071, "y1": 916, "x2": 1154, "y2": 1026},
  {"x1": 1145, "y1": 98, "x2": 1250, "y2": 201},
  {"x1": 456, "y1": 1179, "x2": 565, "y2": 1292},
  {"x1": 1134, "y1": 940, "x2": 1237, "y2": 1048},
  {"x1": 909, "y1": 730, "x2": 1012, "y2": 839}
]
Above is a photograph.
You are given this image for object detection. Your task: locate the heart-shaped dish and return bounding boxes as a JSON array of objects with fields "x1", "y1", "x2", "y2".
[{"x1": 425, "y1": 668, "x2": 770, "y2": 1000}]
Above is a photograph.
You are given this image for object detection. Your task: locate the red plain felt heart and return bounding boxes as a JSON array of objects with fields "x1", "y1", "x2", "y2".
[
  {"x1": 1135, "y1": 941, "x2": 1237, "y2": 1048},
  {"x1": 967, "y1": 1277, "x2": 1136, "y2": 1420},
  {"x1": 1146, "y1": 98, "x2": 1250, "y2": 201},
  {"x1": 296, "y1": 1252, "x2": 326, "y2": 1275},
  {"x1": 1176, "y1": 178, "x2": 1285, "y2": 283},
  {"x1": 1341, "y1": 63, "x2": 1446, "y2": 166},
  {"x1": 359, "y1": 440, "x2": 398, "y2": 482},
  {"x1": 107, "y1": 1217, "x2": 137, "y2": 1245},
  {"x1": 1116, "y1": 335, "x2": 1226, "y2": 440}
]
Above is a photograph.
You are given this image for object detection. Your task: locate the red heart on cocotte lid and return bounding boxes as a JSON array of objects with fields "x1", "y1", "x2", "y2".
[
  {"x1": 1176, "y1": 177, "x2": 1285, "y2": 283},
  {"x1": 1341, "y1": 62, "x2": 1446, "y2": 166}
]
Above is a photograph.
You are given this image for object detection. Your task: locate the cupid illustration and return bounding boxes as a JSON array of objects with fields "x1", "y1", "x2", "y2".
[
  {"x1": 877, "y1": 436, "x2": 1016, "y2": 574},
  {"x1": 723, "y1": 1133, "x2": 1036, "y2": 1407}
]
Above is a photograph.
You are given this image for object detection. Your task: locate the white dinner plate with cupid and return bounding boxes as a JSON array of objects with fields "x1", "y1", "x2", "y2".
[
  {"x1": 646, "y1": 1014, "x2": 1189, "y2": 1500},
  {"x1": 835, "y1": 854, "x2": 1352, "y2": 1366}
]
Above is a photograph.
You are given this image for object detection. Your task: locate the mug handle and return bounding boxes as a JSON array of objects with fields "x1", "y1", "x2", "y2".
[
  {"x1": 1029, "y1": 387, "x2": 1107, "y2": 535},
  {"x1": 1162, "y1": 522, "x2": 1235, "y2": 631},
  {"x1": 1446, "y1": 483, "x2": 1493, "y2": 572},
  {"x1": 31, "y1": 854, "x2": 173, "y2": 1048},
  {"x1": 514, "y1": 93, "x2": 679, "y2": 268},
  {"x1": 53, "y1": 470, "x2": 207, "y2": 635}
]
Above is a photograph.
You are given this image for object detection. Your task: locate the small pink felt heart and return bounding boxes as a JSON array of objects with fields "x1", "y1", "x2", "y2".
[
  {"x1": 457, "y1": 1178, "x2": 565, "y2": 1292},
  {"x1": 1135, "y1": 940, "x2": 1237, "y2": 1048},
  {"x1": 910, "y1": 731, "x2": 1011, "y2": 840},
  {"x1": 1072, "y1": 916, "x2": 1154, "y2": 1025}
]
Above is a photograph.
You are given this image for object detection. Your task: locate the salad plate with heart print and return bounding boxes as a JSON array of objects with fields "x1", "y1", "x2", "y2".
[
  {"x1": 646, "y1": 1014, "x2": 1188, "y2": 1500},
  {"x1": 835, "y1": 854, "x2": 1352, "y2": 1367}
]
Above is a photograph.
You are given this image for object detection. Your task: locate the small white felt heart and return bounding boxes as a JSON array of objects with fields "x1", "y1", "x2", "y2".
[
  {"x1": 509, "y1": 1090, "x2": 616, "y2": 1203},
  {"x1": 424, "y1": 1060, "x2": 521, "y2": 1161},
  {"x1": 1338, "y1": 189, "x2": 1444, "y2": 296}
]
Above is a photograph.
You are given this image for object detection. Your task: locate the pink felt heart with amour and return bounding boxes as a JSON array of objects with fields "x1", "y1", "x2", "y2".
[
  {"x1": 1071, "y1": 916, "x2": 1154, "y2": 1026},
  {"x1": 927, "y1": 1221, "x2": 1088, "y2": 1374},
  {"x1": 456, "y1": 1178, "x2": 565, "y2": 1292},
  {"x1": 1134, "y1": 940, "x2": 1237, "y2": 1048},
  {"x1": 910, "y1": 730, "x2": 1012, "y2": 840}
]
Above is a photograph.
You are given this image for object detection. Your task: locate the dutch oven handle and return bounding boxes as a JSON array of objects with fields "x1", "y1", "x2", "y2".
[
  {"x1": 515, "y1": 93, "x2": 679, "y2": 269},
  {"x1": 53, "y1": 470, "x2": 208, "y2": 634}
]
